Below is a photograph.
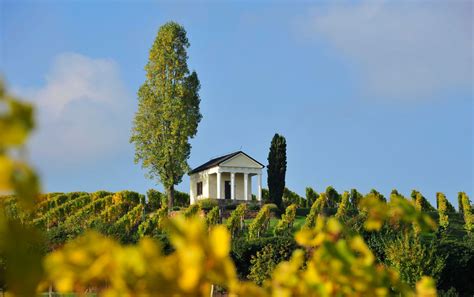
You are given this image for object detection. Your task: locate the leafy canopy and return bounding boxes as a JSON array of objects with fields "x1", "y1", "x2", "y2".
[{"x1": 130, "y1": 22, "x2": 201, "y2": 207}]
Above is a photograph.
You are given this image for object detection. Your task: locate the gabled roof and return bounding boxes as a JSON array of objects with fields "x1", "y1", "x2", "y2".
[{"x1": 189, "y1": 151, "x2": 264, "y2": 174}]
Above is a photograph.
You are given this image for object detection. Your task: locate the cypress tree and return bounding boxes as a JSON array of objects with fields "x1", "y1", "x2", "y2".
[{"x1": 267, "y1": 133, "x2": 287, "y2": 212}]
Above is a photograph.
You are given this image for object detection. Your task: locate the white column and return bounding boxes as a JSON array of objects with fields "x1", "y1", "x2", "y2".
[
  {"x1": 257, "y1": 173, "x2": 262, "y2": 201},
  {"x1": 230, "y1": 172, "x2": 235, "y2": 200},
  {"x1": 244, "y1": 173, "x2": 248, "y2": 201},
  {"x1": 216, "y1": 172, "x2": 221, "y2": 199}
]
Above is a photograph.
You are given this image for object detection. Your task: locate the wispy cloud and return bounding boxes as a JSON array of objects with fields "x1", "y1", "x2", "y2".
[
  {"x1": 16, "y1": 53, "x2": 134, "y2": 167},
  {"x1": 296, "y1": 0, "x2": 473, "y2": 100}
]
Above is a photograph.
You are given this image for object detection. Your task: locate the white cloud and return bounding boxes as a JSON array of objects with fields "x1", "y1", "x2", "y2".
[
  {"x1": 297, "y1": 0, "x2": 473, "y2": 100},
  {"x1": 16, "y1": 53, "x2": 134, "y2": 166}
]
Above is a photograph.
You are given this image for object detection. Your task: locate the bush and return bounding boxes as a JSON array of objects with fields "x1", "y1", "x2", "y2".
[
  {"x1": 224, "y1": 204, "x2": 237, "y2": 210},
  {"x1": 335, "y1": 191, "x2": 350, "y2": 220},
  {"x1": 146, "y1": 189, "x2": 163, "y2": 211},
  {"x1": 305, "y1": 187, "x2": 319, "y2": 208},
  {"x1": 231, "y1": 236, "x2": 296, "y2": 279},
  {"x1": 303, "y1": 193, "x2": 328, "y2": 229},
  {"x1": 248, "y1": 204, "x2": 272, "y2": 238},
  {"x1": 226, "y1": 204, "x2": 247, "y2": 237},
  {"x1": 92, "y1": 190, "x2": 113, "y2": 200},
  {"x1": 437, "y1": 192, "x2": 450, "y2": 229},
  {"x1": 247, "y1": 240, "x2": 294, "y2": 285},
  {"x1": 437, "y1": 239, "x2": 474, "y2": 295},
  {"x1": 113, "y1": 191, "x2": 140, "y2": 205},
  {"x1": 183, "y1": 204, "x2": 200, "y2": 218},
  {"x1": 274, "y1": 204, "x2": 297, "y2": 236},
  {"x1": 460, "y1": 192, "x2": 473, "y2": 233},
  {"x1": 295, "y1": 208, "x2": 310, "y2": 216},
  {"x1": 198, "y1": 198, "x2": 218, "y2": 211},
  {"x1": 248, "y1": 203, "x2": 261, "y2": 211},
  {"x1": 384, "y1": 233, "x2": 445, "y2": 288},
  {"x1": 205, "y1": 206, "x2": 220, "y2": 227},
  {"x1": 174, "y1": 190, "x2": 190, "y2": 207}
]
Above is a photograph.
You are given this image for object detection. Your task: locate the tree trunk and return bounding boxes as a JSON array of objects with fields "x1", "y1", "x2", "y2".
[{"x1": 167, "y1": 185, "x2": 175, "y2": 211}]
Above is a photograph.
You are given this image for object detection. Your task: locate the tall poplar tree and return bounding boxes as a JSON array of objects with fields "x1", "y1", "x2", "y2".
[
  {"x1": 267, "y1": 133, "x2": 287, "y2": 212},
  {"x1": 131, "y1": 22, "x2": 201, "y2": 209}
]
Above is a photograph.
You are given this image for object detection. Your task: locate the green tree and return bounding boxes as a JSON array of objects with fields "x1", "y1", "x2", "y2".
[
  {"x1": 267, "y1": 134, "x2": 287, "y2": 212},
  {"x1": 130, "y1": 22, "x2": 202, "y2": 210}
]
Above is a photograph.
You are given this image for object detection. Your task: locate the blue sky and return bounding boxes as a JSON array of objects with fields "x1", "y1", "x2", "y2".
[{"x1": 1, "y1": 0, "x2": 472, "y2": 206}]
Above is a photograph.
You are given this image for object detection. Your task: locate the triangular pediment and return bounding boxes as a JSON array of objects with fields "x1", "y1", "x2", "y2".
[{"x1": 220, "y1": 152, "x2": 264, "y2": 168}]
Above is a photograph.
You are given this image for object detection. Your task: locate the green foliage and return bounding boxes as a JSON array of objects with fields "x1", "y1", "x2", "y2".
[
  {"x1": 368, "y1": 188, "x2": 386, "y2": 203},
  {"x1": 138, "y1": 205, "x2": 168, "y2": 237},
  {"x1": 303, "y1": 193, "x2": 327, "y2": 229},
  {"x1": 183, "y1": 204, "x2": 200, "y2": 218},
  {"x1": 197, "y1": 198, "x2": 218, "y2": 210},
  {"x1": 267, "y1": 133, "x2": 287, "y2": 211},
  {"x1": 411, "y1": 190, "x2": 436, "y2": 212},
  {"x1": 459, "y1": 192, "x2": 473, "y2": 233},
  {"x1": 248, "y1": 204, "x2": 272, "y2": 239},
  {"x1": 247, "y1": 238, "x2": 295, "y2": 286},
  {"x1": 437, "y1": 238, "x2": 474, "y2": 295},
  {"x1": 231, "y1": 236, "x2": 296, "y2": 280},
  {"x1": 174, "y1": 190, "x2": 190, "y2": 207},
  {"x1": 205, "y1": 206, "x2": 220, "y2": 227},
  {"x1": 226, "y1": 203, "x2": 247, "y2": 237},
  {"x1": 457, "y1": 192, "x2": 463, "y2": 215},
  {"x1": 114, "y1": 204, "x2": 145, "y2": 233},
  {"x1": 384, "y1": 233, "x2": 445, "y2": 288},
  {"x1": 282, "y1": 187, "x2": 303, "y2": 208},
  {"x1": 261, "y1": 188, "x2": 270, "y2": 203},
  {"x1": 146, "y1": 188, "x2": 163, "y2": 211},
  {"x1": 305, "y1": 187, "x2": 319, "y2": 208},
  {"x1": 92, "y1": 190, "x2": 112, "y2": 200},
  {"x1": 437, "y1": 192, "x2": 450, "y2": 229},
  {"x1": 349, "y1": 188, "x2": 363, "y2": 210},
  {"x1": 130, "y1": 21, "x2": 202, "y2": 209},
  {"x1": 335, "y1": 191, "x2": 350, "y2": 220},
  {"x1": 325, "y1": 186, "x2": 341, "y2": 207},
  {"x1": 274, "y1": 204, "x2": 297, "y2": 236}
]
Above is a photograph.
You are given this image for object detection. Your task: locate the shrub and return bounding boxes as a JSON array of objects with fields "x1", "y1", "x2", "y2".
[
  {"x1": 437, "y1": 239, "x2": 474, "y2": 295},
  {"x1": 384, "y1": 233, "x2": 445, "y2": 288},
  {"x1": 231, "y1": 236, "x2": 296, "y2": 279},
  {"x1": 335, "y1": 191, "x2": 350, "y2": 220},
  {"x1": 305, "y1": 187, "x2": 319, "y2": 208},
  {"x1": 325, "y1": 186, "x2": 341, "y2": 207},
  {"x1": 205, "y1": 206, "x2": 220, "y2": 227},
  {"x1": 226, "y1": 204, "x2": 247, "y2": 237},
  {"x1": 174, "y1": 190, "x2": 190, "y2": 207},
  {"x1": 350, "y1": 188, "x2": 363, "y2": 209},
  {"x1": 198, "y1": 198, "x2": 218, "y2": 211},
  {"x1": 183, "y1": 204, "x2": 200, "y2": 218},
  {"x1": 147, "y1": 189, "x2": 163, "y2": 211},
  {"x1": 248, "y1": 204, "x2": 272, "y2": 239},
  {"x1": 274, "y1": 204, "x2": 297, "y2": 236},
  {"x1": 282, "y1": 187, "x2": 303, "y2": 208},
  {"x1": 411, "y1": 190, "x2": 435, "y2": 212},
  {"x1": 113, "y1": 191, "x2": 140, "y2": 205},
  {"x1": 303, "y1": 193, "x2": 327, "y2": 229},
  {"x1": 437, "y1": 192, "x2": 450, "y2": 229},
  {"x1": 92, "y1": 190, "x2": 113, "y2": 200},
  {"x1": 138, "y1": 206, "x2": 168, "y2": 237},
  {"x1": 460, "y1": 192, "x2": 473, "y2": 233},
  {"x1": 247, "y1": 239, "x2": 294, "y2": 285},
  {"x1": 248, "y1": 203, "x2": 261, "y2": 211}
]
